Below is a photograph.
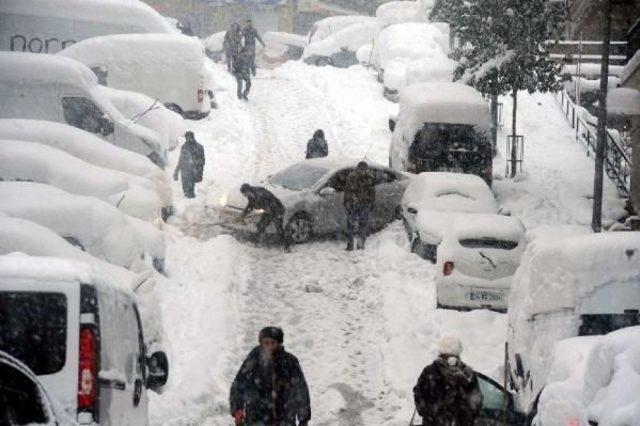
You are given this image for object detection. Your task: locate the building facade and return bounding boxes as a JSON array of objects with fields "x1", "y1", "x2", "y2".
[{"x1": 622, "y1": 19, "x2": 640, "y2": 214}]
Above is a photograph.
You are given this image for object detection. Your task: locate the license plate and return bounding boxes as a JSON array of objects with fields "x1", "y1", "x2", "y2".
[{"x1": 467, "y1": 290, "x2": 503, "y2": 302}]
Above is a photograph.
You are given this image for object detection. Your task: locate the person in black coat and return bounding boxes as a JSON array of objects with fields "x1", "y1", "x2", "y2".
[
  {"x1": 413, "y1": 336, "x2": 483, "y2": 426},
  {"x1": 173, "y1": 131, "x2": 205, "y2": 198},
  {"x1": 230, "y1": 327, "x2": 311, "y2": 426},
  {"x1": 305, "y1": 129, "x2": 328, "y2": 159},
  {"x1": 239, "y1": 184, "x2": 291, "y2": 252},
  {"x1": 234, "y1": 46, "x2": 253, "y2": 101},
  {"x1": 242, "y1": 19, "x2": 265, "y2": 76}
]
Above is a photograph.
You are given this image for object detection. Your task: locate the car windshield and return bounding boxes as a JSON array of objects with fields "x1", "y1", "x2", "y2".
[
  {"x1": 459, "y1": 238, "x2": 519, "y2": 250},
  {"x1": 269, "y1": 164, "x2": 329, "y2": 191},
  {"x1": 0, "y1": 292, "x2": 67, "y2": 375}
]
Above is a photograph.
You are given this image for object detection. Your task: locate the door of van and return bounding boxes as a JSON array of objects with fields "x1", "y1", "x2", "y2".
[
  {"x1": 0, "y1": 278, "x2": 81, "y2": 418},
  {"x1": 97, "y1": 290, "x2": 148, "y2": 425}
]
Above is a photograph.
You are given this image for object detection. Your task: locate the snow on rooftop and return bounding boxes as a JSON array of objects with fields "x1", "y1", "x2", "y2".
[
  {"x1": 0, "y1": 51, "x2": 97, "y2": 89},
  {"x1": 0, "y1": 0, "x2": 173, "y2": 34},
  {"x1": 607, "y1": 87, "x2": 640, "y2": 116}
]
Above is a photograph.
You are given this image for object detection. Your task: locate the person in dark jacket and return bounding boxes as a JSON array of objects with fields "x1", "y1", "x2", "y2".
[
  {"x1": 413, "y1": 336, "x2": 483, "y2": 426},
  {"x1": 234, "y1": 46, "x2": 253, "y2": 100},
  {"x1": 230, "y1": 327, "x2": 311, "y2": 426},
  {"x1": 305, "y1": 129, "x2": 328, "y2": 159},
  {"x1": 242, "y1": 19, "x2": 265, "y2": 76},
  {"x1": 224, "y1": 23, "x2": 242, "y2": 73},
  {"x1": 343, "y1": 161, "x2": 376, "y2": 251},
  {"x1": 240, "y1": 184, "x2": 291, "y2": 252},
  {"x1": 173, "y1": 131, "x2": 205, "y2": 198}
]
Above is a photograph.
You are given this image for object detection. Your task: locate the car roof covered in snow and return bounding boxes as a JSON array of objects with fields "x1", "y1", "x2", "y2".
[
  {"x1": 264, "y1": 32, "x2": 308, "y2": 48},
  {"x1": 300, "y1": 156, "x2": 387, "y2": 172},
  {"x1": 375, "y1": 22, "x2": 449, "y2": 66},
  {"x1": 309, "y1": 15, "x2": 375, "y2": 43},
  {"x1": 58, "y1": 33, "x2": 205, "y2": 65},
  {"x1": 1, "y1": 0, "x2": 174, "y2": 33},
  {"x1": 303, "y1": 21, "x2": 378, "y2": 58},
  {"x1": 0, "y1": 51, "x2": 97, "y2": 89},
  {"x1": 376, "y1": 0, "x2": 426, "y2": 28},
  {"x1": 509, "y1": 231, "x2": 640, "y2": 320},
  {"x1": 403, "y1": 172, "x2": 498, "y2": 213},
  {"x1": 203, "y1": 31, "x2": 226, "y2": 51},
  {"x1": 447, "y1": 213, "x2": 525, "y2": 242},
  {"x1": 399, "y1": 82, "x2": 491, "y2": 129}
]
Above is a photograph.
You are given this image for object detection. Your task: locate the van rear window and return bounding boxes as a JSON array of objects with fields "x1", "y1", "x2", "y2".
[
  {"x1": 459, "y1": 238, "x2": 519, "y2": 250},
  {"x1": 0, "y1": 292, "x2": 67, "y2": 375}
]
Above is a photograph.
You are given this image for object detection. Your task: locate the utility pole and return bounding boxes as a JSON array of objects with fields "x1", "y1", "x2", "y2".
[{"x1": 592, "y1": 0, "x2": 613, "y2": 232}]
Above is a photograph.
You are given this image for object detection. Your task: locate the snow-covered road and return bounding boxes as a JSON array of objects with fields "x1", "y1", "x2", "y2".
[{"x1": 149, "y1": 62, "x2": 625, "y2": 425}]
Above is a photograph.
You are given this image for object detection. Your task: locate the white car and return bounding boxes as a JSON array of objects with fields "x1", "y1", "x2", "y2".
[
  {"x1": 0, "y1": 119, "x2": 173, "y2": 216},
  {"x1": 303, "y1": 21, "x2": 378, "y2": 68},
  {"x1": 0, "y1": 139, "x2": 165, "y2": 222},
  {"x1": 218, "y1": 158, "x2": 410, "y2": 244},
  {"x1": 308, "y1": 15, "x2": 375, "y2": 44},
  {"x1": 435, "y1": 213, "x2": 526, "y2": 312},
  {"x1": 0, "y1": 181, "x2": 166, "y2": 273},
  {"x1": 0, "y1": 253, "x2": 168, "y2": 425},
  {"x1": 376, "y1": 0, "x2": 430, "y2": 29},
  {"x1": 401, "y1": 172, "x2": 500, "y2": 262}
]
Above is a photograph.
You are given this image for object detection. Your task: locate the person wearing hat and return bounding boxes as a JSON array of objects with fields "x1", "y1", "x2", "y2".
[
  {"x1": 230, "y1": 327, "x2": 311, "y2": 426},
  {"x1": 413, "y1": 336, "x2": 483, "y2": 426},
  {"x1": 305, "y1": 129, "x2": 329, "y2": 159},
  {"x1": 239, "y1": 184, "x2": 292, "y2": 252},
  {"x1": 173, "y1": 131, "x2": 205, "y2": 198},
  {"x1": 343, "y1": 161, "x2": 376, "y2": 251}
]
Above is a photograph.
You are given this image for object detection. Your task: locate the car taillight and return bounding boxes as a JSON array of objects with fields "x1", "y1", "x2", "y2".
[
  {"x1": 443, "y1": 261, "x2": 454, "y2": 276},
  {"x1": 197, "y1": 89, "x2": 204, "y2": 103},
  {"x1": 78, "y1": 327, "x2": 99, "y2": 413}
]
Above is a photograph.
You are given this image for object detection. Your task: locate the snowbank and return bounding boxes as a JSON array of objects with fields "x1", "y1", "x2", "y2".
[
  {"x1": 607, "y1": 87, "x2": 640, "y2": 115},
  {"x1": 376, "y1": 1, "x2": 427, "y2": 29},
  {"x1": 583, "y1": 326, "x2": 640, "y2": 425},
  {"x1": 0, "y1": 0, "x2": 173, "y2": 33},
  {"x1": 0, "y1": 181, "x2": 165, "y2": 273},
  {"x1": 0, "y1": 139, "x2": 164, "y2": 222},
  {"x1": 0, "y1": 119, "x2": 172, "y2": 205}
]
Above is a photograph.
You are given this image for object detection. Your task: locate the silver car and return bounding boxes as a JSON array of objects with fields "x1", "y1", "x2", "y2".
[{"x1": 218, "y1": 158, "x2": 410, "y2": 244}]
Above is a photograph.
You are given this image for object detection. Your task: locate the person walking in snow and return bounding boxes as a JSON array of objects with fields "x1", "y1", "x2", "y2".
[
  {"x1": 413, "y1": 336, "x2": 483, "y2": 426},
  {"x1": 224, "y1": 22, "x2": 242, "y2": 73},
  {"x1": 233, "y1": 46, "x2": 253, "y2": 101},
  {"x1": 242, "y1": 19, "x2": 265, "y2": 76},
  {"x1": 173, "y1": 131, "x2": 205, "y2": 198},
  {"x1": 239, "y1": 184, "x2": 292, "y2": 252},
  {"x1": 305, "y1": 129, "x2": 328, "y2": 159},
  {"x1": 230, "y1": 327, "x2": 311, "y2": 426},
  {"x1": 343, "y1": 161, "x2": 376, "y2": 251}
]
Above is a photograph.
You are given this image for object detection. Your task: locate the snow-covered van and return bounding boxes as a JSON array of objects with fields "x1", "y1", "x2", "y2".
[
  {"x1": 0, "y1": 119, "x2": 173, "y2": 213},
  {"x1": 389, "y1": 82, "x2": 493, "y2": 184},
  {"x1": 506, "y1": 232, "x2": 640, "y2": 420},
  {"x1": 0, "y1": 181, "x2": 166, "y2": 273},
  {"x1": 0, "y1": 139, "x2": 165, "y2": 223},
  {"x1": 0, "y1": 253, "x2": 169, "y2": 425},
  {"x1": 0, "y1": 0, "x2": 173, "y2": 54},
  {"x1": 58, "y1": 34, "x2": 212, "y2": 120},
  {"x1": 0, "y1": 52, "x2": 169, "y2": 167}
]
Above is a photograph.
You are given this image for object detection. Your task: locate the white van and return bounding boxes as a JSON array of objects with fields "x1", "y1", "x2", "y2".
[
  {"x1": 0, "y1": 52, "x2": 169, "y2": 167},
  {"x1": 0, "y1": 0, "x2": 174, "y2": 54},
  {"x1": 0, "y1": 253, "x2": 168, "y2": 425},
  {"x1": 506, "y1": 231, "x2": 640, "y2": 419},
  {"x1": 59, "y1": 34, "x2": 212, "y2": 120}
]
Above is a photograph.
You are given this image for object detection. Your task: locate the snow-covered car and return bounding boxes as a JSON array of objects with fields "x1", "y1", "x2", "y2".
[
  {"x1": 0, "y1": 52, "x2": 169, "y2": 167},
  {"x1": 435, "y1": 214, "x2": 526, "y2": 312},
  {"x1": 401, "y1": 172, "x2": 500, "y2": 261},
  {"x1": 217, "y1": 158, "x2": 410, "y2": 244},
  {"x1": 0, "y1": 350, "x2": 74, "y2": 425},
  {"x1": 100, "y1": 85, "x2": 184, "y2": 151},
  {"x1": 0, "y1": 0, "x2": 174, "y2": 54},
  {"x1": 0, "y1": 139, "x2": 165, "y2": 222},
  {"x1": 389, "y1": 83, "x2": 493, "y2": 183},
  {"x1": 203, "y1": 31, "x2": 225, "y2": 61},
  {"x1": 259, "y1": 32, "x2": 308, "y2": 68},
  {"x1": 404, "y1": 55, "x2": 456, "y2": 87},
  {"x1": 58, "y1": 33, "x2": 212, "y2": 120},
  {"x1": 372, "y1": 23, "x2": 450, "y2": 99},
  {"x1": 376, "y1": 0, "x2": 430, "y2": 29},
  {"x1": 0, "y1": 253, "x2": 168, "y2": 425},
  {"x1": 507, "y1": 231, "x2": 640, "y2": 419},
  {"x1": 303, "y1": 21, "x2": 378, "y2": 68},
  {"x1": 0, "y1": 119, "x2": 173, "y2": 215},
  {"x1": 308, "y1": 15, "x2": 376, "y2": 44},
  {"x1": 0, "y1": 181, "x2": 166, "y2": 273}
]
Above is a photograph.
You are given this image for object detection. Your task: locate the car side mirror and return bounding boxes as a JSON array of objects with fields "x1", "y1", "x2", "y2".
[
  {"x1": 319, "y1": 187, "x2": 336, "y2": 196},
  {"x1": 388, "y1": 118, "x2": 396, "y2": 132},
  {"x1": 146, "y1": 351, "x2": 169, "y2": 390},
  {"x1": 407, "y1": 206, "x2": 418, "y2": 214}
]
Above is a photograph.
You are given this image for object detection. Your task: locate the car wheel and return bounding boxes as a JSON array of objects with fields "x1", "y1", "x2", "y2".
[{"x1": 287, "y1": 213, "x2": 313, "y2": 244}]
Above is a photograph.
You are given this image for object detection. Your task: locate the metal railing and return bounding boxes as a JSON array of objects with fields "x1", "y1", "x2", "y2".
[{"x1": 556, "y1": 90, "x2": 632, "y2": 198}]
